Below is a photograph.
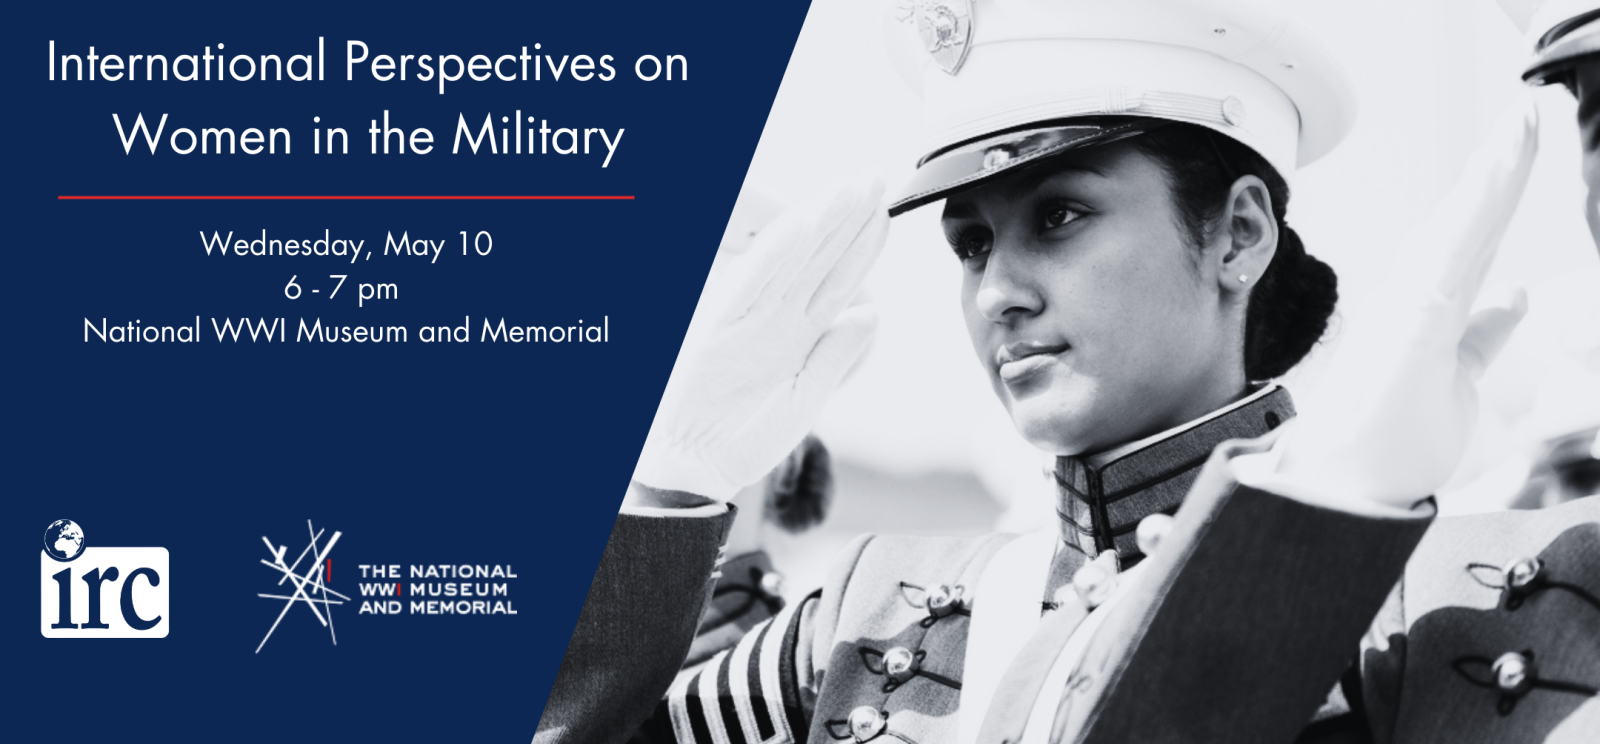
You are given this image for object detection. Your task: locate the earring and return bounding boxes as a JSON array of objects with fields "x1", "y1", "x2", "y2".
[{"x1": 1238, "y1": 274, "x2": 1250, "y2": 284}]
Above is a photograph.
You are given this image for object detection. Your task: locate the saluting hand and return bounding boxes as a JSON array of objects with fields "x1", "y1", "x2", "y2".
[
  {"x1": 1277, "y1": 96, "x2": 1539, "y2": 507},
  {"x1": 631, "y1": 180, "x2": 889, "y2": 502}
]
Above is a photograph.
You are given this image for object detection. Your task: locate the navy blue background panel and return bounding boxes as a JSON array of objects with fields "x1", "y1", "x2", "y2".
[{"x1": 3, "y1": 1, "x2": 810, "y2": 741}]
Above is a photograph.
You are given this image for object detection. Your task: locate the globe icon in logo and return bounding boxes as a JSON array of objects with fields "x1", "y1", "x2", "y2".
[{"x1": 43, "y1": 519, "x2": 85, "y2": 561}]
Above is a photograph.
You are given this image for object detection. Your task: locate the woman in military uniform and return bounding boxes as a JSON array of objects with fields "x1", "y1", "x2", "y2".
[{"x1": 535, "y1": 1, "x2": 1600, "y2": 743}]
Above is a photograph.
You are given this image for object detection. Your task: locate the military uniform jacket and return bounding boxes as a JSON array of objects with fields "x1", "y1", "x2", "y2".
[{"x1": 535, "y1": 389, "x2": 1600, "y2": 744}]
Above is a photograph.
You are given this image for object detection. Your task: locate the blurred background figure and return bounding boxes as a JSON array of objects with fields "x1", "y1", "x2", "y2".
[
  {"x1": 1436, "y1": 0, "x2": 1600, "y2": 513},
  {"x1": 1473, "y1": 0, "x2": 1600, "y2": 508},
  {"x1": 1446, "y1": 267, "x2": 1600, "y2": 512},
  {"x1": 1512, "y1": 425, "x2": 1600, "y2": 506}
]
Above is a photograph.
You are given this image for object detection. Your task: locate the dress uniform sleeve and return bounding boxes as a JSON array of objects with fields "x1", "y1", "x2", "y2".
[
  {"x1": 1056, "y1": 435, "x2": 1436, "y2": 744},
  {"x1": 534, "y1": 507, "x2": 737, "y2": 744},
  {"x1": 655, "y1": 533, "x2": 874, "y2": 744}
]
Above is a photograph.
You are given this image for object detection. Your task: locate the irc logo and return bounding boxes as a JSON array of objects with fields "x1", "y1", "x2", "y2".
[{"x1": 39, "y1": 519, "x2": 169, "y2": 638}]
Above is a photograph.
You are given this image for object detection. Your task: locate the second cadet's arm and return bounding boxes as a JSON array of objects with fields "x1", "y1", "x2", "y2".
[{"x1": 533, "y1": 484, "x2": 735, "y2": 744}]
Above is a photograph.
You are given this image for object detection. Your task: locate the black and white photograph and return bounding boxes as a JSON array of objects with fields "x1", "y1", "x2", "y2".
[{"x1": 535, "y1": 1, "x2": 1600, "y2": 742}]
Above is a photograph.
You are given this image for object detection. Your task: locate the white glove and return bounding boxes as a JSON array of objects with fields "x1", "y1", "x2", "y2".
[
  {"x1": 632, "y1": 180, "x2": 890, "y2": 501},
  {"x1": 1276, "y1": 96, "x2": 1539, "y2": 508}
]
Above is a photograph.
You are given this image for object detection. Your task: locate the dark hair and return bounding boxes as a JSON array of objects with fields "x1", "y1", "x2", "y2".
[
  {"x1": 1131, "y1": 124, "x2": 1338, "y2": 380},
  {"x1": 765, "y1": 434, "x2": 833, "y2": 533}
]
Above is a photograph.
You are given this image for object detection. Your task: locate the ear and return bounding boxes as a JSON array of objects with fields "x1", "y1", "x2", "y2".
[{"x1": 1216, "y1": 175, "x2": 1278, "y2": 299}]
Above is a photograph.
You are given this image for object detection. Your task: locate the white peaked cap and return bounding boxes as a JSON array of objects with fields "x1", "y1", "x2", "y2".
[
  {"x1": 1503, "y1": 0, "x2": 1600, "y2": 85},
  {"x1": 883, "y1": 0, "x2": 1357, "y2": 215}
]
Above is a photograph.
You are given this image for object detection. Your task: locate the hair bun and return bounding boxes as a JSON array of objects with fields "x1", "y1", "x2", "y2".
[
  {"x1": 1129, "y1": 124, "x2": 1339, "y2": 379},
  {"x1": 1244, "y1": 224, "x2": 1338, "y2": 380}
]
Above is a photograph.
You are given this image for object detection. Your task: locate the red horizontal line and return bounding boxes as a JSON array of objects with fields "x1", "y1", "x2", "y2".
[{"x1": 57, "y1": 195, "x2": 634, "y2": 201}]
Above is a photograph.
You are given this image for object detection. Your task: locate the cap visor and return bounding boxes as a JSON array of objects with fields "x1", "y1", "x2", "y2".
[
  {"x1": 1525, "y1": 14, "x2": 1600, "y2": 85},
  {"x1": 888, "y1": 118, "x2": 1163, "y2": 216}
]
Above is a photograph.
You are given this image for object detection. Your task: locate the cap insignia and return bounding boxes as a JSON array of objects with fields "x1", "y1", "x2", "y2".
[
  {"x1": 982, "y1": 146, "x2": 1014, "y2": 171},
  {"x1": 897, "y1": 0, "x2": 974, "y2": 75}
]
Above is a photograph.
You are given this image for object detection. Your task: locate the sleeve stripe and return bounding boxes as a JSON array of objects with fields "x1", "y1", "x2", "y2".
[
  {"x1": 774, "y1": 595, "x2": 811, "y2": 744},
  {"x1": 682, "y1": 665, "x2": 716, "y2": 744},
  {"x1": 730, "y1": 617, "x2": 773, "y2": 742},
  {"x1": 698, "y1": 653, "x2": 736, "y2": 744},
  {"x1": 668, "y1": 663, "x2": 704, "y2": 743},
  {"x1": 671, "y1": 622, "x2": 776, "y2": 744},
  {"x1": 716, "y1": 642, "x2": 751, "y2": 744},
  {"x1": 665, "y1": 665, "x2": 691, "y2": 739},
  {"x1": 758, "y1": 598, "x2": 806, "y2": 744},
  {"x1": 669, "y1": 595, "x2": 811, "y2": 743}
]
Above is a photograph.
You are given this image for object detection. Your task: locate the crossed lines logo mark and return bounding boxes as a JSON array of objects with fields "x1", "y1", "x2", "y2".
[{"x1": 257, "y1": 520, "x2": 347, "y2": 653}]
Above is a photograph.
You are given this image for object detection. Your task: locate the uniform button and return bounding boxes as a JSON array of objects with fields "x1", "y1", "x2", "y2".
[
  {"x1": 759, "y1": 571, "x2": 785, "y2": 597},
  {"x1": 1504, "y1": 558, "x2": 1542, "y2": 590},
  {"x1": 1135, "y1": 514, "x2": 1175, "y2": 556},
  {"x1": 925, "y1": 583, "x2": 964, "y2": 616},
  {"x1": 883, "y1": 646, "x2": 918, "y2": 682},
  {"x1": 1222, "y1": 96, "x2": 1247, "y2": 126},
  {"x1": 848, "y1": 706, "x2": 886, "y2": 742},
  {"x1": 1072, "y1": 554, "x2": 1119, "y2": 609},
  {"x1": 1492, "y1": 652, "x2": 1535, "y2": 695}
]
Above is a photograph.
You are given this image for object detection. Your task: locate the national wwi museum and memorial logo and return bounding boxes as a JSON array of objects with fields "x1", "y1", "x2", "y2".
[
  {"x1": 256, "y1": 519, "x2": 346, "y2": 653},
  {"x1": 40, "y1": 519, "x2": 170, "y2": 638},
  {"x1": 255, "y1": 519, "x2": 517, "y2": 652}
]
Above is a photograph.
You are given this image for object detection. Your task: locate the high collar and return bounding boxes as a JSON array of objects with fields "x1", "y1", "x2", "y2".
[{"x1": 1053, "y1": 385, "x2": 1295, "y2": 562}]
